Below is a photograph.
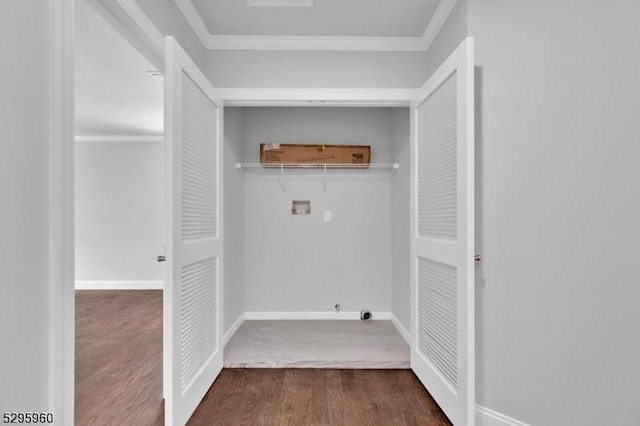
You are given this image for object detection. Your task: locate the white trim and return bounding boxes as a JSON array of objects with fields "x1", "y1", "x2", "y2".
[
  {"x1": 49, "y1": 0, "x2": 75, "y2": 424},
  {"x1": 244, "y1": 311, "x2": 392, "y2": 320},
  {"x1": 219, "y1": 88, "x2": 417, "y2": 107},
  {"x1": 223, "y1": 313, "x2": 245, "y2": 346},
  {"x1": 476, "y1": 405, "x2": 531, "y2": 426},
  {"x1": 174, "y1": 0, "x2": 214, "y2": 46},
  {"x1": 246, "y1": 0, "x2": 314, "y2": 7},
  {"x1": 87, "y1": 0, "x2": 164, "y2": 70},
  {"x1": 174, "y1": 0, "x2": 458, "y2": 52},
  {"x1": 390, "y1": 313, "x2": 411, "y2": 345},
  {"x1": 114, "y1": 0, "x2": 164, "y2": 51},
  {"x1": 207, "y1": 35, "x2": 429, "y2": 52},
  {"x1": 422, "y1": 0, "x2": 458, "y2": 51},
  {"x1": 75, "y1": 280, "x2": 163, "y2": 290},
  {"x1": 75, "y1": 134, "x2": 164, "y2": 143}
]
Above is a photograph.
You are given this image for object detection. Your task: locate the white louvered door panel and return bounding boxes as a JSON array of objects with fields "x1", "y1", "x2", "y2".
[
  {"x1": 410, "y1": 38, "x2": 475, "y2": 426},
  {"x1": 164, "y1": 36, "x2": 223, "y2": 426}
]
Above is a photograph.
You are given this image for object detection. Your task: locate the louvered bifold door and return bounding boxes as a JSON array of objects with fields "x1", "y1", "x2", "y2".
[
  {"x1": 410, "y1": 37, "x2": 475, "y2": 426},
  {"x1": 163, "y1": 36, "x2": 223, "y2": 426}
]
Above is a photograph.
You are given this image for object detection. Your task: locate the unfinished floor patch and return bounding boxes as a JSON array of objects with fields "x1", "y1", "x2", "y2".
[{"x1": 224, "y1": 320, "x2": 410, "y2": 369}]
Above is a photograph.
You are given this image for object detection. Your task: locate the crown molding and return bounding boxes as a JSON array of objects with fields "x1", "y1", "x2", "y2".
[
  {"x1": 174, "y1": 0, "x2": 212, "y2": 47},
  {"x1": 217, "y1": 88, "x2": 417, "y2": 107},
  {"x1": 75, "y1": 135, "x2": 164, "y2": 142},
  {"x1": 113, "y1": 0, "x2": 164, "y2": 52},
  {"x1": 88, "y1": 0, "x2": 165, "y2": 69},
  {"x1": 175, "y1": 0, "x2": 457, "y2": 52},
  {"x1": 246, "y1": 0, "x2": 314, "y2": 7},
  {"x1": 423, "y1": 0, "x2": 458, "y2": 49}
]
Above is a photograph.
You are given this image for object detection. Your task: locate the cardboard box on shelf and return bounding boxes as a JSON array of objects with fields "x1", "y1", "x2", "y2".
[{"x1": 260, "y1": 143, "x2": 371, "y2": 166}]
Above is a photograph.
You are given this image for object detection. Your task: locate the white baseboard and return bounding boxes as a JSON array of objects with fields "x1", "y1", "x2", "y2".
[
  {"x1": 223, "y1": 313, "x2": 245, "y2": 346},
  {"x1": 75, "y1": 280, "x2": 163, "y2": 290},
  {"x1": 390, "y1": 313, "x2": 411, "y2": 345},
  {"x1": 243, "y1": 311, "x2": 392, "y2": 320},
  {"x1": 476, "y1": 405, "x2": 530, "y2": 426}
]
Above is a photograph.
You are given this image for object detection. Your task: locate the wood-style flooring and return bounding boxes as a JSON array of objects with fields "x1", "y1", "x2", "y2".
[
  {"x1": 75, "y1": 290, "x2": 164, "y2": 426},
  {"x1": 75, "y1": 290, "x2": 451, "y2": 425},
  {"x1": 188, "y1": 369, "x2": 452, "y2": 426}
]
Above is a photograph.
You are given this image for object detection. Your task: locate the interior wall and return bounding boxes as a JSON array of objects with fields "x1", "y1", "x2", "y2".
[
  {"x1": 242, "y1": 107, "x2": 393, "y2": 314},
  {"x1": 390, "y1": 108, "x2": 411, "y2": 332},
  {"x1": 206, "y1": 51, "x2": 432, "y2": 89},
  {"x1": 202, "y1": 2, "x2": 467, "y2": 89},
  {"x1": 469, "y1": 1, "x2": 640, "y2": 424},
  {"x1": 0, "y1": 0, "x2": 51, "y2": 413},
  {"x1": 223, "y1": 108, "x2": 245, "y2": 333},
  {"x1": 74, "y1": 140, "x2": 164, "y2": 285}
]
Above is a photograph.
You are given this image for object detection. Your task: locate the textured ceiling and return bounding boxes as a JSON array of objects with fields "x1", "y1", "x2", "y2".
[{"x1": 191, "y1": 0, "x2": 440, "y2": 37}]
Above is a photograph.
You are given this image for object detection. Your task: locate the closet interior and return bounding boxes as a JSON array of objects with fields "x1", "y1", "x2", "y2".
[{"x1": 222, "y1": 106, "x2": 412, "y2": 368}]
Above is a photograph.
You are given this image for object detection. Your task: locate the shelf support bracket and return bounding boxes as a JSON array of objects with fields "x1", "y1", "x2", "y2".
[
  {"x1": 277, "y1": 164, "x2": 286, "y2": 192},
  {"x1": 322, "y1": 164, "x2": 327, "y2": 192}
]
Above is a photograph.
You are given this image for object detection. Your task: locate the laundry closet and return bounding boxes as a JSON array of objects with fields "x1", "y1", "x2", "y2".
[{"x1": 221, "y1": 105, "x2": 412, "y2": 365}]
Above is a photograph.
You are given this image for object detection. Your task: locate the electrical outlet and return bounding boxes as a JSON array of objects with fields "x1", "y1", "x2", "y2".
[{"x1": 324, "y1": 211, "x2": 332, "y2": 222}]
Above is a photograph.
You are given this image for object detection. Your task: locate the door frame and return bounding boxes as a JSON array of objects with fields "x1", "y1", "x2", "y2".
[
  {"x1": 50, "y1": 0, "x2": 75, "y2": 424},
  {"x1": 51, "y1": 1, "x2": 474, "y2": 424}
]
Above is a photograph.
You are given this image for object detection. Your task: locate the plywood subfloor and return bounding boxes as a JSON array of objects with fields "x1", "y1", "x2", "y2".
[{"x1": 224, "y1": 320, "x2": 410, "y2": 369}]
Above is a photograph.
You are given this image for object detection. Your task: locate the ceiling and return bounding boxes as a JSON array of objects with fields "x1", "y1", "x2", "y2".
[
  {"x1": 191, "y1": 0, "x2": 440, "y2": 37},
  {"x1": 176, "y1": 0, "x2": 456, "y2": 51},
  {"x1": 73, "y1": 0, "x2": 454, "y2": 136},
  {"x1": 75, "y1": 0, "x2": 163, "y2": 137}
]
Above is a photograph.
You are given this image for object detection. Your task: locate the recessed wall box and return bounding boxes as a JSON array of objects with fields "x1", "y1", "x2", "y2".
[{"x1": 292, "y1": 200, "x2": 311, "y2": 215}]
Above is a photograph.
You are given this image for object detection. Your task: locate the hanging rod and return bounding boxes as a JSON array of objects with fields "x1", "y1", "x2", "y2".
[{"x1": 235, "y1": 162, "x2": 399, "y2": 170}]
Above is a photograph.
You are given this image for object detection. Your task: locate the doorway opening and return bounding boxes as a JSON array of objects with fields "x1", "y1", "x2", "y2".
[
  {"x1": 221, "y1": 105, "x2": 412, "y2": 369},
  {"x1": 73, "y1": 0, "x2": 164, "y2": 423},
  {"x1": 61, "y1": 2, "x2": 476, "y2": 422}
]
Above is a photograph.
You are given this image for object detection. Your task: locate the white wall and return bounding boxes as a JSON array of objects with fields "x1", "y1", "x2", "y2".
[
  {"x1": 203, "y1": 2, "x2": 467, "y2": 89},
  {"x1": 223, "y1": 108, "x2": 245, "y2": 333},
  {"x1": 0, "y1": 0, "x2": 52, "y2": 413},
  {"x1": 242, "y1": 107, "x2": 393, "y2": 314},
  {"x1": 74, "y1": 140, "x2": 164, "y2": 286},
  {"x1": 390, "y1": 108, "x2": 411, "y2": 331},
  {"x1": 205, "y1": 50, "x2": 433, "y2": 89},
  {"x1": 470, "y1": 1, "x2": 640, "y2": 424}
]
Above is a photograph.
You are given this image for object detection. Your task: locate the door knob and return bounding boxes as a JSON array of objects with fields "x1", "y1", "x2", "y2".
[
  {"x1": 157, "y1": 255, "x2": 166, "y2": 262},
  {"x1": 474, "y1": 255, "x2": 481, "y2": 262}
]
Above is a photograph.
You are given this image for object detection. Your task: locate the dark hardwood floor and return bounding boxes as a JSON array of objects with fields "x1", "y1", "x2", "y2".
[
  {"x1": 75, "y1": 290, "x2": 164, "y2": 426},
  {"x1": 75, "y1": 290, "x2": 451, "y2": 426},
  {"x1": 189, "y1": 369, "x2": 452, "y2": 426}
]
